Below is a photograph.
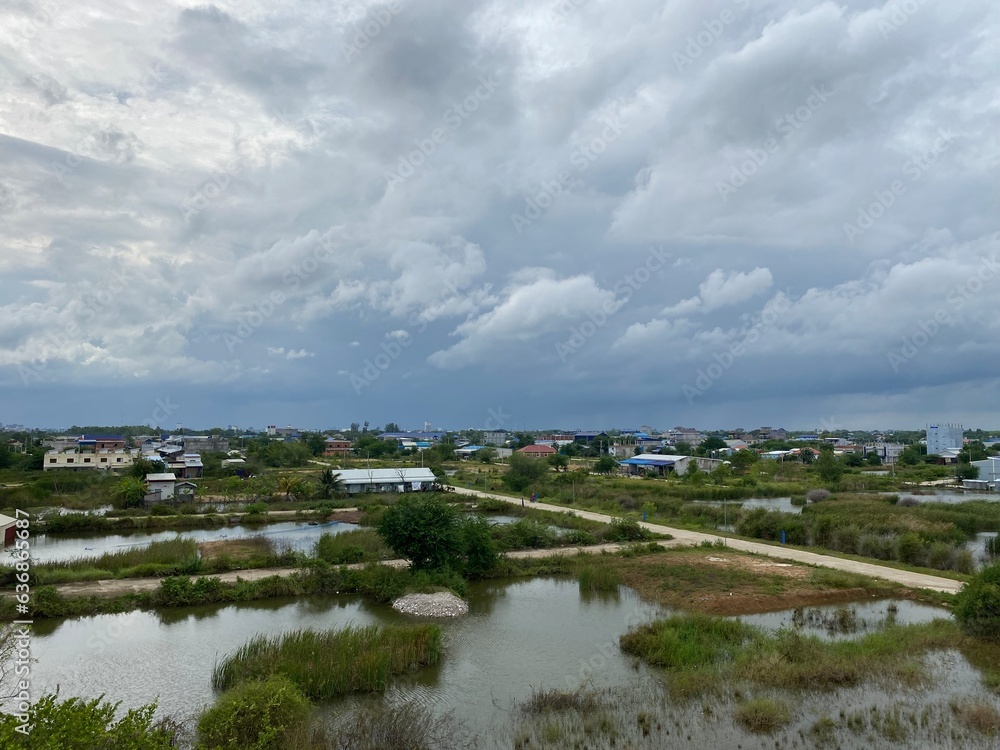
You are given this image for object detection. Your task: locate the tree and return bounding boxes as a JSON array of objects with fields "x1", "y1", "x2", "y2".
[
  {"x1": 276, "y1": 475, "x2": 308, "y2": 501},
  {"x1": 815, "y1": 450, "x2": 844, "y2": 484},
  {"x1": 730, "y1": 449, "x2": 758, "y2": 474},
  {"x1": 377, "y1": 496, "x2": 462, "y2": 570},
  {"x1": 955, "y1": 562, "x2": 1000, "y2": 640},
  {"x1": 111, "y1": 476, "x2": 147, "y2": 509},
  {"x1": 477, "y1": 446, "x2": 497, "y2": 464},
  {"x1": 0, "y1": 445, "x2": 11, "y2": 470},
  {"x1": 865, "y1": 451, "x2": 882, "y2": 466},
  {"x1": 129, "y1": 457, "x2": 165, "y2": 479},
  {"x1": 956, "y1": 463, "x2": 980, "y2": 481},
  {"x1": 460, "y1": 516, "x2": 499, "y2": 578},
  {"x1": 503, "y1": 452, "x2": 549, "y2": 492},
  {"x1": 673, "y1": 441, "x2": 693, "y2": 455},
  {"x1": 594, "y1": 455, "x2": 617, "y2": 474},
  {"x1": 799, "y1": 448, "x2": 815, "y2": 465},
  {"x1": 316, "y1": 471, "x2": 344, "y2": 499},
  {"x1": 547, "y1": 453, "x2": 570, "y2": 472},
  {"x1": 512, "y1": 432, "x2": 535, "y2": 449},
  {"x1": 700, "y1": 436, "x2": 727, "y2": 453},
  {"x1": 383, "y1": 422, "x2": 401, "y2": 433}
]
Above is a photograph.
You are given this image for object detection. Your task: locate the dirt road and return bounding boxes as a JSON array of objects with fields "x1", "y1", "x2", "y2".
[
  {"x1": 452, "y1": 486, "x2": 965, "y2": 594},
  {"x1": 38, "y1": 491, "x2": 964, "y2": 599}
]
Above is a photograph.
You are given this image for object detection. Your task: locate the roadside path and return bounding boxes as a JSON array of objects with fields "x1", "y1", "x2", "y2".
[{"x1": 452, "y1": 486, "x2": 964, "y2": 594}]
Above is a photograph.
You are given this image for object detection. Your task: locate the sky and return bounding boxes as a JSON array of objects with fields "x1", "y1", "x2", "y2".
[{"x1": 1, "y1": 0, "x2": 998, "y2": 433}]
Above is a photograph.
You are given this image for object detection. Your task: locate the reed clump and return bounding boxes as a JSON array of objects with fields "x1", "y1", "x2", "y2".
[
  {"x1": 578, "y1": 565, "x2": 622, "y2": 593},
  {"x1": 212, "y1": 624, "x2": 442, "y2": 699}
]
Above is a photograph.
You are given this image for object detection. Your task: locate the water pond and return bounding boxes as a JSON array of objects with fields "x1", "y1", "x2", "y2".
[
  {"x1": 16, "y1": 520, "x2": 359, "y2": 564},
  {"x1": 21, "y1": 580, "x2": 998, "y2": 749}
]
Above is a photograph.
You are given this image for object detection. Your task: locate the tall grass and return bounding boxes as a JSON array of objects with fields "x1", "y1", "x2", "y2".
[
  {"x1": 32, "y1": 539, "x2": 201, "y2": 583},
  {"x1": 212, "y1": 624, "x2": 442, "y2": 698},
  {"x1": 578, "y1": 565, "x2": 621, "y2": 593},
  {"x1": 313, "y1": 528, "x2": 391, "y2": 564}
]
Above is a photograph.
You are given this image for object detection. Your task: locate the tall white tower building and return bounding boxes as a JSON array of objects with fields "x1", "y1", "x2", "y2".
[{"x1": 926, "y1": 423, "x2": 963, "y2": 455}]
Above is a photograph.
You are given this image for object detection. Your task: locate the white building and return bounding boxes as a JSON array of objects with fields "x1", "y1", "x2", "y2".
[
  {"x1": 926, "y1": 423, "x2": 964, "y2": 455},
  {"x1": 43, "y1": 450, "x2": 134, "y2": 471},
  {"x1": 335, "y1": 467, "x2": 438, "y2": 494},
  {"x1": 971, "y1": 457, "x2": 1000, "y2": 486},
  {"x1": 864, "y1": 442, "x2": 905, "y2": 465}
]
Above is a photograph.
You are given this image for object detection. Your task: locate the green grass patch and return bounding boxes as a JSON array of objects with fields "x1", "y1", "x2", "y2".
[
  {"x1": 621, "y1": 613, "x2": 966, "y2": 697},
  {"x1": 211, "y1": 624, "x2": 442, "y2": 698}
]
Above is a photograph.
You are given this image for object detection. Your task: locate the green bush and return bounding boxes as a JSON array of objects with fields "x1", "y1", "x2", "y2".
[
  {"x1": 601, "y1": 516, "x2": 650, "y2": 543},
  {"x1": 197, "y1": 675, "x2": 311, "y2": 750},
  {"x1": 149, "y1": 503, "x2": 173, "y2": 516},
  {"x1": 0, "y1": 693, "x2": 177, "y2": 749},
  {"x1": 955, "y1": 563, "x2": 1000, "y2": 640},
  {"x1": 378, "y1": 496, "x2": 461, "y2": 570}
]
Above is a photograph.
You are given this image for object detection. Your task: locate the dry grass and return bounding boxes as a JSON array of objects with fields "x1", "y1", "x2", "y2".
[{"x1": 953, "y1": 701, "x2": 1000, "y2": 735}]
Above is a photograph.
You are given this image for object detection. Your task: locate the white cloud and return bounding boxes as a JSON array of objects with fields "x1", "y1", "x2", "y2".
[{"x1": 664, "y1": 267, "x2": 773, "y2": 316}]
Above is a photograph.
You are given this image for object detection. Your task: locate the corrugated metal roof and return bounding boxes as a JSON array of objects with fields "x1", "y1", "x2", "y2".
[{"x1": 335, "y1": 468, "x2": 437, "y2": 485}]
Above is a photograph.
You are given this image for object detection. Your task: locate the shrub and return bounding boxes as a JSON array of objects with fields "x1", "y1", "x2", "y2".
[
  {"x1": 955, "y1": 563, "x2": 1000, "y2": 640},
  {"x1": 149, "y1": 503, "x2": 173, "y2": 516},
  {"x1": 314, "y1": 529, "x2": 390, "y2": 565},
  {"x1": 197, "y1": 675, "x2": 311, "y2": 750},
  {"x1": 806, "y1": 489, "x2": 830, "y2": 503},
  {"x1": 602, "y1": 516, "x2": 649, "y2": 543},
  {"x1": 0, "y1": 694, "x2": 177, "y2": 749}
]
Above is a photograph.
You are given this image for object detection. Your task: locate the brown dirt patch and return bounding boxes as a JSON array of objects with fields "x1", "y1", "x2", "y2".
[
  {"x1": 609, "y1": 550, "x2": 901, "y2": 616},
  {"x1": 328, "y1": 510, "x2": 364, "y2": 524},
  {"x1": 198, "y1": 539, "x2": 271, "y2": 562}
]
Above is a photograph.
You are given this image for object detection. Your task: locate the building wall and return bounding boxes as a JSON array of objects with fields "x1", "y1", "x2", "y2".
[
  {"x1": 926, "y1": 423, "x2": 963, "y2": 455},
  {"x1": 971, "y1": 458, "x2": 1000, "y2": 484},
  {"x1": 44, "y1": 450, "x2": 134, "y2": 471}
]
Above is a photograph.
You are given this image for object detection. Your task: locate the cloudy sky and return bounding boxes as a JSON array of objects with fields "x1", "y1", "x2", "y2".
[{"x1": 1, "y1": 0, "x2": 998, "y2": 432}]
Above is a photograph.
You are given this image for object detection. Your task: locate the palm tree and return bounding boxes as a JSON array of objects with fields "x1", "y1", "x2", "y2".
[
  {"x1": 277, "y1": 475, "x2": 306, "y2": 501},
  {"x1": 317, "y1": 470, "x2": 344, "y2": 499}
]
